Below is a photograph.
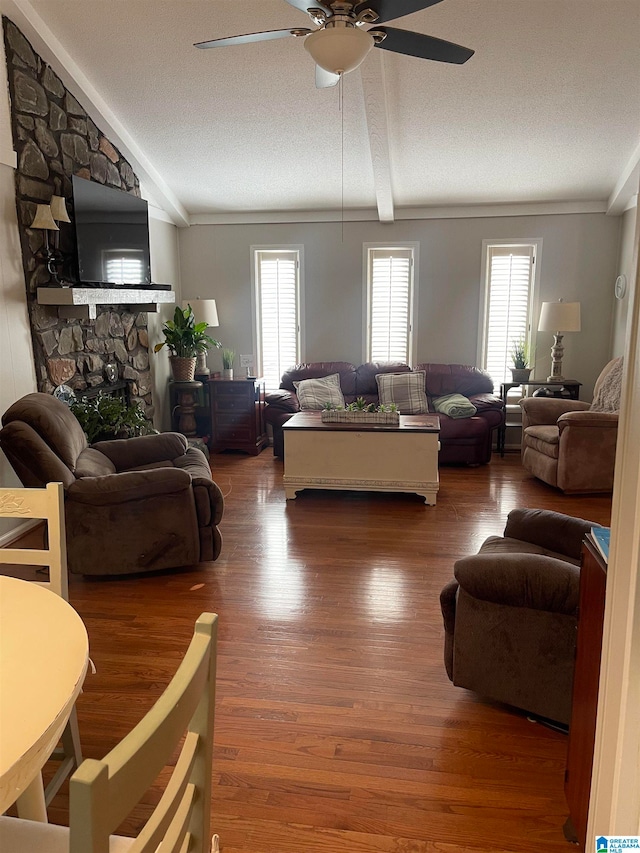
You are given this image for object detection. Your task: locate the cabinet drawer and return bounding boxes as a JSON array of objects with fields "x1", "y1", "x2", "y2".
[
  {"x1": 216, "y1": 425, "x2": 251, "y2": 442},
  {"x1": 213, "y1": 396, "x2": 250, "y2": 413}
]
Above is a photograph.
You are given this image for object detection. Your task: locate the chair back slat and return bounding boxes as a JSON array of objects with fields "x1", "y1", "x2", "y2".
[
  {"x1": 0, "y1": 483, "x2": 67, "y2": 599},
  {"x1": 70, "y1": 613, "x2": 217, "y2": 853}
]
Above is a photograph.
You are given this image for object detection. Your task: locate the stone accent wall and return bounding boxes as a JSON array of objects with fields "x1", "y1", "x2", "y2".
[{"x1": 3, "y1": 17, "x2": 153, "y2": 415}]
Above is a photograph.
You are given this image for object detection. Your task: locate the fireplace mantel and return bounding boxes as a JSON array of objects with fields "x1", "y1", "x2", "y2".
[{"x1": 37, "y1": 287, "x2": 176, "y2": 320}]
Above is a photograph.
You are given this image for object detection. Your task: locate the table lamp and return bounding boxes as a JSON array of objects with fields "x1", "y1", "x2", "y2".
[
  {"x1": 538, "y1": 299, "x2": 581, "y2": 381},
  {"x1": 183, "y1": 298, "x2": 219, "y2": 376}
]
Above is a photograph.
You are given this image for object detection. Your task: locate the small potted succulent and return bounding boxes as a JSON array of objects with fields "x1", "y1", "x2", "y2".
[
  {"x1": 222, "y1": 348, "x2": 235, "y2": 380},
  {"x1": 510, "y1": 337, "x2": 532, "y2": 382}
]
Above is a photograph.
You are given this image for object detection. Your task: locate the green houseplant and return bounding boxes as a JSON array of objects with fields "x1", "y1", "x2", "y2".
[
  {"x1": 510, "y1": 337, "x2": 532, "y2": 382},
  {"x1": 70, "y1": 393, "x2": 155, "y2": 443},
  {"x1": 221, "y1": 348, "x2": 235, "y2": 379},
  {"x1": 154, "y1": 305, "x2": 221, "y2": 381}
]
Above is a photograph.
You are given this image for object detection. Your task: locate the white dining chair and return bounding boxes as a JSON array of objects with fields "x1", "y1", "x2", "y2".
[
  {"x1": 0, "y1": 482, "x2": 82, "y2": 804},
  {"x1": 0, "y1": 612, "x2": 220, "y2": 853}
]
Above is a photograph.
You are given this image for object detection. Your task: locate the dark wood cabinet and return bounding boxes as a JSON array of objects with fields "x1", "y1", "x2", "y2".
[
  {"x1": 209, "y1": 378, "x2": 268, "y2": 455},
  {"x1": 564, "y1": 536, "x2": 608, "y2": 850}
]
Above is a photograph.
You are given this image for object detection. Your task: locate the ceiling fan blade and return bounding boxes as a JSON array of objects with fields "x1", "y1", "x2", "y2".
[
  {"x1": 354, "y1": 0, "x2": 444, "y2": 24},
  {"x1": 194, "y1": 28, "x2": 311, "y2": 49},
  {"x1": 315, "y1": 65, "x2": 340, "y2": 88},
  {"x1": 374, "y1": 26, "x2": 474, "y2": 64},
  {"x1": 282, "y1": 0, "x2": 334, "y2": 16}
]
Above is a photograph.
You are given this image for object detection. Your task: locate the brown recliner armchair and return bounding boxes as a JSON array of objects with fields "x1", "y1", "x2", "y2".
[
  {"x1": 440, "y1": 508, "x2": 594, "y2": 725},
  {"x1": 519, "y1": 357, "x2": 623, "y2": 493},
  {"x1": 0, "y1": 393, "x2": 224, "y2": 576}
]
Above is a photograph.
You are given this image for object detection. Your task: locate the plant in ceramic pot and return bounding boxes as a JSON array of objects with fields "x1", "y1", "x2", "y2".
[
  {"x1": 510, "y1": 337, "x2": 532, "y2": 382},
  {"x1": 222, "y1": 348, "x2": 235, "y2": 379},
  {"x1": 154, "y1": 305, "x2": 221, "y2": 381}
]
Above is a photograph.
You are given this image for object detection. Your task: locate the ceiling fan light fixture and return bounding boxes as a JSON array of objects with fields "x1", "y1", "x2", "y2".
[{"x1": 304, "y1": 25, "x2": 374, "y2": 74}]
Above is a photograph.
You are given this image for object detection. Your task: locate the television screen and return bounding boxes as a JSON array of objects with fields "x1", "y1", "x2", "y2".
[{"x1": 72, "y1": 174, "x2": 151, "y2": 286}]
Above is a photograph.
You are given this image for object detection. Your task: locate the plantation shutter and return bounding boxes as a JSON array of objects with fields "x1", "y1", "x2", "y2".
[
  {"x1": 368, "y1": 248, "x2": 413, "y2": 363},
  {"x1": 484, "y1": 245, "x2": 535, "y2": 389},
  {"x1": 257, "y1": 250, "x2": 299, "y2": 389},
  {"x1": 104, "y1": 250, "x2": 145, "y2": 284}
]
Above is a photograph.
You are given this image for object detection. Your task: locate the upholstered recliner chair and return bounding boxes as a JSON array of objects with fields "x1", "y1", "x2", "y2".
[
  {"x1": 440, "y1": 508, "x2": 594, "y2": 725},
  {"x1": 0, "y1": 393, "x2": 224, "y2": 576},
  {"x1": 519, "y1": 357, "x2": 623, "y2": 493}
]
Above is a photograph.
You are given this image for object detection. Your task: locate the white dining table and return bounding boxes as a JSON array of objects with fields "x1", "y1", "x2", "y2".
[{"x1": 0, "y1": 575, "x2": 89, "y2": 821}]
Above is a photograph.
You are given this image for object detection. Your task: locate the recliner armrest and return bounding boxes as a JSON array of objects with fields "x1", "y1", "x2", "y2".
[
  {"x1": 93, "y1": 432, "x2": 189, "y2": 471},
  {"x1": 454, "y1": 553, "x2": 580, "y2": 615},
  {"x1": 67, "y1": 467, "x2": 191, "y2": 506},
  {"x1": 265, "y1": 390, "x2": 300, "y2": 413},
  {"x1": 558, "y1": 410, "x2": 619, "y2": 432},
  {"x1": 504, "y1": 508, "x2": 593, "y2": 560}
]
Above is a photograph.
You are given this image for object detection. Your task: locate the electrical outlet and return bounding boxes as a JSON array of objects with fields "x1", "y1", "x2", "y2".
[{"x1": 239, "y1": 354, "x2": 253, "y2": 368}]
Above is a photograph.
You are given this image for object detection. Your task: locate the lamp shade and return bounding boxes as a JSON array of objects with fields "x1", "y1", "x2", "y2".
[
  {"x1": 304, "y1": 26, "x2": 374, "y2": 74},
  {"x1": 184, "y1": 298, "x2": 219, "y2": 327},
  {"x1": 538, "y1": 300, "x2": 581, "y2": 332},
  {"x1": 30, "y1": 204, "x2": 59, "y2": 231},
  {"x1": 50, "y1": 195, "x2": 71, "y2": 223}
]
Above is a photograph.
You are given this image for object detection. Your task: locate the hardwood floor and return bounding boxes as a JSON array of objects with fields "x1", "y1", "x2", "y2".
[{"x1": 46, "y1": 451, "x2": 611, "y2": 852}]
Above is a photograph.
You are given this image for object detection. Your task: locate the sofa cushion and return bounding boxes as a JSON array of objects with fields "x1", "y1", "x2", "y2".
[
  {"x1": 415, "y1": 363, "x2": 494, "y2": 398},
  {"x1": 376, "y1": 370, "x2": 429, "y2": 414},
  {"x1": 294, "y1": 373, "x2": 345, "y2": 410},
  {"x1": 479, "y1": 534, "x2": 581, "y2": 566},
  {"x1": 355, "y1": 362, "x2": 411, "y2": 398},
  {"x1": 281, "y1": 362, "x2": 357, "y2": 397},
  {"x1": 75, "y1": 447, "x2": 116, "y2": 479},
  {"x1": 432, "y1": 394, "x2": 477, "y2": 419}
]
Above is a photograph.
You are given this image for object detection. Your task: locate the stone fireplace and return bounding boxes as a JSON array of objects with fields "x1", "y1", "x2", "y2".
[{"x1": 3, "y1": 17, "x2": 157, "y2": 416}]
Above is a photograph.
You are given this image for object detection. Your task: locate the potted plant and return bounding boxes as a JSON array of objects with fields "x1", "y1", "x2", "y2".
[
  {"x1": 154, "y1": 305, "x2": 221, "y2": 381},
  {"x1": 222, "y1": 348, "x2": 235, "y2": 380},
  {"x1": 510, "y1": 337, "x2": 532, "y2": 382},
  {"x1": 70, "y1": 393, "x2": 156, "y2": 443}
]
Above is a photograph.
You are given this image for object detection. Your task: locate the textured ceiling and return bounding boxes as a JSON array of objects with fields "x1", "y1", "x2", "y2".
[{"x1": 18, "y1": 0, "x2": 640, "y2": 219}]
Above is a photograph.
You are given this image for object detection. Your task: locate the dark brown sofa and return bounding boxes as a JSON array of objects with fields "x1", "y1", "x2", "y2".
[
  {"x1": 264, "y1": 361, "x2": 504, "y2": 465},
  {"x1": 0, "y1": 393, "x2": 224, "y2": 576},
  {"x1": 440, "y1": 508, "x2": 594, "y2": 725}
]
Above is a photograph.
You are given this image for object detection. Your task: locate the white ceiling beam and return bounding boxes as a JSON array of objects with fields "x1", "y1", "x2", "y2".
[
  {"x1": 359, "y1": 52, "x2": 394, "y2": 224},
  {"x1": 1, "y1": 0, "x2": 190, "y2": 227},
  {"x1": 607, "y1": 139, "x2": 640, "y2": 215}
]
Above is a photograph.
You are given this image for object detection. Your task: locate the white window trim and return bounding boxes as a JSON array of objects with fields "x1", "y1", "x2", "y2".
[
  {"x1": 477, "y1": 238, "x2": 543, "y2": 384},
  {"x1": 362, "y1": 242, "x2": 419, "y2": 366},
  {"x1": 250, "y1": 245, "x2": 305, "y2": 388}
]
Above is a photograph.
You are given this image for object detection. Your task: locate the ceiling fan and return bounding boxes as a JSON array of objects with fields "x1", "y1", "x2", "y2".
[{"x1": 194, "y1": 0, "x2": 474, "y2": 89}]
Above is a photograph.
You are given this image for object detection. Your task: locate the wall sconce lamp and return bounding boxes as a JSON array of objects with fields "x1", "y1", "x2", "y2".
[
  {"x1": 538, "y1": 299, "x2": 581, "y2": 381},
  {"x1": 183, "y1": 298, "x2": 220, "y2": 376},
  {"x1": 29, "y1": 195, "x2": 70, "y2": 281}
]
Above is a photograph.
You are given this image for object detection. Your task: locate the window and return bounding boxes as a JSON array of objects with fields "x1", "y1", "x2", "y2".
[
  {"x1": 365, "y1": 244, "x2": 417, "y2": 364},
  {"x1": 103, "y1": 250, "x2": 145, "y2": 284},
  {"x1": 253, "y1": 247, "x2": 302, "y2": 389},
  {"x1": 479, "y1": 241, "x2": 540, "y2": 389}
]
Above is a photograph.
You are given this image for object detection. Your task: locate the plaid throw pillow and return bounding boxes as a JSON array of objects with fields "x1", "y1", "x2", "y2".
[
  {"x1": 294, "y1": 373, "x2": 345, "y2": 410},
  {"x1": 376, "y1": 371, "x2": 429, "y2": 414}
]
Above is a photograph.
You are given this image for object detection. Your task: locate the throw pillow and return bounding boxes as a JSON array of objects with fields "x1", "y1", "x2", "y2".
[
  {"x1": 432, "y1": 393, "x2": 477, "y2": 419},
  {"x1": 590, "y1": 357, "x2": 623, "y2": 412},
  {"x1": 294, "y1": 373, "x2": 345, "y2": 410},
  {"x1": 375, "y1": 370, "x2": 429, "y2": 414}
]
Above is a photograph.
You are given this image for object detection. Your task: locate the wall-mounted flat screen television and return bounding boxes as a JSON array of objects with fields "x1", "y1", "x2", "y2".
[{"x1": 72, "y1": 174, "x2": 152, "y2": 287}]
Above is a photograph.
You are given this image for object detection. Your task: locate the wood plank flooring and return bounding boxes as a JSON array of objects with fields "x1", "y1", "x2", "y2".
[{"x1": 44, "y1": 451, "x2": 611, "y2": 851}]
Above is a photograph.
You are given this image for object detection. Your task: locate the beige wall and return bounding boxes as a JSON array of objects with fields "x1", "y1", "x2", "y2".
[
  {"x1": 0, "y1": 33, "x2": 37, "y2": 538},
  {"x1": 179, "y1": 212, "x2": 621, "y2": 398},
  {"x1": 147, "y1": 214, "x2": 181, "y2": 432},
  {"x1": 611, "y1": 205, "x2": 638, "y2": 358}
]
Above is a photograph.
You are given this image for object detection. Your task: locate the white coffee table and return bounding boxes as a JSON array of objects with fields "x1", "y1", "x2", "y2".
[{"x1": 282, "y1": 412, "x2": 440, "y2": 504}]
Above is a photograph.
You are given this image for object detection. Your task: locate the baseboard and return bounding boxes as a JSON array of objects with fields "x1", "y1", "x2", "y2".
[{"x1": 0, "y1": 519, "x2": 41, "y2": 547}]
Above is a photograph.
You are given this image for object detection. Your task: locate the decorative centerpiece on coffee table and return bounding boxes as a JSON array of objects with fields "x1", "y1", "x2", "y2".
[{"x1": 321, "y1": 398, "x2": 400, "y2": 425}]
